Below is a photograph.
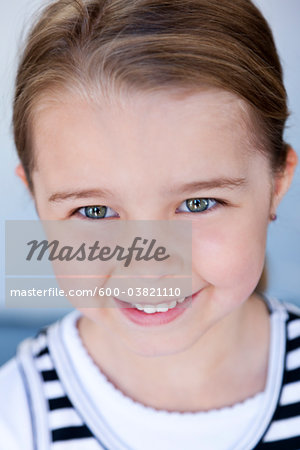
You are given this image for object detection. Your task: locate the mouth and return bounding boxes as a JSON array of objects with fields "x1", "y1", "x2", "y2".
[{"x1": 113, "y1": 290, "x2": 202, "y2": 326}]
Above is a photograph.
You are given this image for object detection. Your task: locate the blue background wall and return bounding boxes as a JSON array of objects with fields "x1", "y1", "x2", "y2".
[{"x1": 0, "y1": 0, "x2": 299, "y2": 366}]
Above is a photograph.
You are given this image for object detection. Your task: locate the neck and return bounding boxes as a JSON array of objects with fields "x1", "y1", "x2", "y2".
[{"x1": 77, "y1": 293, "x2": 270, "y2": 412}]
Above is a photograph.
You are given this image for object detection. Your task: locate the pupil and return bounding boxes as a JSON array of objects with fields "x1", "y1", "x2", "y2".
[
  {"x1": 186, "y1": 198, "x2": 208, "y2": 212},
  {"x1": 85, "y1": 206, "x2": 107, "y2": 218}
]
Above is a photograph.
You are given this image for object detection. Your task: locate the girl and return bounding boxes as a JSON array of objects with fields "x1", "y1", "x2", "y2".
[{"x1": 1, "y1": 0, "x2": 300, "y2": 449}]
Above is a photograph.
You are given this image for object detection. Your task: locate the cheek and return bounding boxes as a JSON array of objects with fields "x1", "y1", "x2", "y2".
[
  {"x1": 77, "y1": 307, "x2": 110, "y2": 323},
  {"x1": 192, "y1": 216, "x2": 267, "y2": 289}
]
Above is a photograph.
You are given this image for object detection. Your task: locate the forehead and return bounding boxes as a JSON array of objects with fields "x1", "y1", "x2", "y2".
[{"x1": 30, "y1": 87, "x2": 263, "y2": 187}]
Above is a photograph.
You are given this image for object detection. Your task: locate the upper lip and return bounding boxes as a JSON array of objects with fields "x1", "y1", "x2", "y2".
[
  {"x1": 115, "y1": 297, "x2": 183, "y2": 306},
  {"x1": 115, "y1": 289, "x2": 201, "y2": 306}
]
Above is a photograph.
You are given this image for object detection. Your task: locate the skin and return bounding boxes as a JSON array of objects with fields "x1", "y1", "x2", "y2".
[{"x1": 17, "y1": 87, "x2": 298, "y2": 412}]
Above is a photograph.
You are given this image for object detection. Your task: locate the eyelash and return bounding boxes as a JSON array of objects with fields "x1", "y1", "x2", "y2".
[{"x1": 71, "y1": 198, "x2": 227, "y2": 220}]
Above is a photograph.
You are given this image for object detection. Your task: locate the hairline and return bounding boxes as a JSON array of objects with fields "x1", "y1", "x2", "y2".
[{"x1": 28, "y1": 79, "x2": 274, "y2": 186}]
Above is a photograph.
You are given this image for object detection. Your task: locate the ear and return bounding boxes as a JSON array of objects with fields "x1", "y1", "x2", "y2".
[
  {"x1": 15, "y1": 164, "x2": 29, "y2": 188},
  {"x1": 270, "y1": 146, "x2": 298, "y2": 212}
]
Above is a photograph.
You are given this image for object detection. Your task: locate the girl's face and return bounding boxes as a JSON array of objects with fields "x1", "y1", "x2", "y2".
[{"x1": 28, "y1": 88, "x2": 282, "y2": 356}]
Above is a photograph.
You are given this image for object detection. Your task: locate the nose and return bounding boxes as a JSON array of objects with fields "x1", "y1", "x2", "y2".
[{"x1": 107, "y1": 220, "x2": 193, "y2": 302}]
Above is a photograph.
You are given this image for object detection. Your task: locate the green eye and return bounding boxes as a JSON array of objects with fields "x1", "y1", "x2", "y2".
[
  {"x1": 76, "y1": 205, "x2": 119, "y2": 220},
  {"x1": 84, "y1": 206, "x2": 107, "y2": 219},
  {"x1": 186, "y1": 198, "x2": 210, "y2": 212}
]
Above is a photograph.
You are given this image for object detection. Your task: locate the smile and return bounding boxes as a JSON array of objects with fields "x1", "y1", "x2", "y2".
[
  {"x1": 113, "y1": 289, "x2": 202, "y2": 326},
  {"x1": 122, "y1": 297, "x2": 187, "y2": 314}
]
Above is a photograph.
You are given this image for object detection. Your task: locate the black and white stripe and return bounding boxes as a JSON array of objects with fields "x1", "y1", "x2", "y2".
[
  {"x1": 254, "y1": 310, "x2": 300, "y2": 449},
  {"x1": 32, "y1": 329, "x2": 106, "y2": 449}
]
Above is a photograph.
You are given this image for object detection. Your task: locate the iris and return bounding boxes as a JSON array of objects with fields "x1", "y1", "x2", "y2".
[
  {"x1": 85, "y1": 206, "x2": 107, "y2": 218},
  {"x1": 186, "y1": 198, "x2": 209, "y2": 212}
]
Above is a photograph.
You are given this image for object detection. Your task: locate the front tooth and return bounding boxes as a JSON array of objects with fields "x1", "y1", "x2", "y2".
[
  {"x1": 156, "y1": 306, "x2": 169, "y2": 312},
  {"x1": 135, "y1": 304, "x2": 144, "y2": 311},
  {"x1": 156, "y1": 303, "x2": 168, "y2": 308},
  {"x1": 143, "y1": 306, "x2": 157, "y2": 314},
  {"x1": 168, "y1": 300, "x2": 177, "y2": 309},
  {"x1": 132, "y1": 299, "x2": 185, "y2": 313}
]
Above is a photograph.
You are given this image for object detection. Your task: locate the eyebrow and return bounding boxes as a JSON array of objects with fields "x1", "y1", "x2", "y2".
[
  {"x1": 48, "y1": 177, "x2": 248, "y2": 203},
  {"x1": 48, "y1": 189, "x2": 113, "y2": 203},
  {"x1": 167, "y1": 177, "x2": 248, "y2": 194}
]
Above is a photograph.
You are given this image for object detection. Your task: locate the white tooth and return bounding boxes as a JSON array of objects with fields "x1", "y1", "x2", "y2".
[
  {"x1": 134, "y1": 304, "x2": 144, "y2": 310},
  {"x1": 156, "y1": 303, "x2": 168, "y2": 308},
  {"x1": 156, "y1": 307, "x2": 169, "y2": 313},
  {"x1": 143, "y1": 307, "x2": 157, "y2": 314},
  {"x1": 168, "y1": 300, "x2": 177, "y2": 309},
  {"x1": 132, "y1": 300, "x2": 186, "y2": 313}
]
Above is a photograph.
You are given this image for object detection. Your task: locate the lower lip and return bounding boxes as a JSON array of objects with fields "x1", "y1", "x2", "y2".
[{"x1": 113, "y1": 291, "x2": 201, "y2": 327}]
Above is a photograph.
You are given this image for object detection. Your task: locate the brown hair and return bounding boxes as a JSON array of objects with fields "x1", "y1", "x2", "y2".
[{"x1": 13, "y1": 0, "x2": 290, "y2": 293}]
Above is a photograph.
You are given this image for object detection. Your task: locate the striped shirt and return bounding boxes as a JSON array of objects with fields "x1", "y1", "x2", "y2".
[{"x1": 1, "y1": 294, "x2": 300, "y2": 449}]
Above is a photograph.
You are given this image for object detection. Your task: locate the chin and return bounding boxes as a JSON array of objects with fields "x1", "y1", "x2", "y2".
[{"x1": 124, "y1": 334, "x2": 200, "y2": 358}]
